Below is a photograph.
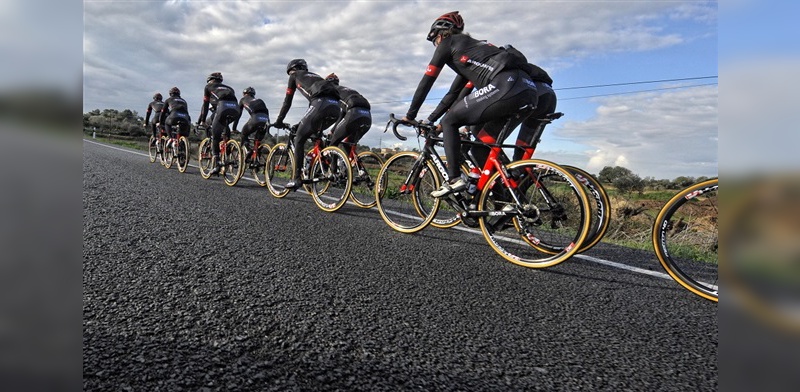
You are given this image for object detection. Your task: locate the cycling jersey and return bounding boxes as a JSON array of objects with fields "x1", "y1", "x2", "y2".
[
  {"x1": 144, "y1": 99, "x2": 165, "y2": 137},
  {"x1": 159, "y1": 96, "x2": 191, "y2": 137},
  {"x1": 233, "y1": 95, "x2": 271, "y2": 146},
  {"x1": 330, "y1": 84, "x2": 372, "y2": 147},
  {"x1": 275, "y1": 70, "x2": 340, "y2": 125}
]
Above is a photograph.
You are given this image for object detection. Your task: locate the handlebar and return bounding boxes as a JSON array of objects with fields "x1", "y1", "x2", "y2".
[{"x1": 384, "y1": 113, "x2": 438, "y2": 142}]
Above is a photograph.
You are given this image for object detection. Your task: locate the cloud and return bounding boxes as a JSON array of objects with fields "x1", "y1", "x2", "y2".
[{"x1": 554, "y1": 84, "x2": 718, "y2": 180}]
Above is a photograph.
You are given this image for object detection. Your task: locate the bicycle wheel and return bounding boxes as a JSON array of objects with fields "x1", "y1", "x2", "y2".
[
  {"x1": 222, "y1": 139, "x2": 244, "y2": 186},
  {"x1": 250, "y1": 144, "x2": 270, "y2": 186},
  {"x1": 198, "y1": 138, "x2": 214, "y2": 179},
  {"x1": 478, "y1": 159, "x2": 591, "y2": 268},
  {"x1": 430, "y1": 163, "x2": 469, "y2": 229},
  {"x1": 349, "y1": 151, "x2": 383, "y2": 208},
  {"x1": 265, "y1": 143, "x2": 294, "y2": 198},
  {"x1": 652, "y1": 178, "x2": 718, "y2": 301},
  {"x1": 375, "y1": 152, "x2": 441, "y2": 233},
  {"x1": 308, "y1": 146, "x2": 352, "y2": 212},
  {"x1": 562, "y1": 165, "x2": 611, "y2": 253},
  {"x1": 158, "y1": 136, "x2": 168, "y2": 166},
  {"x1": 148, "y1": 136, "x2": 158, "y2": 163},
  {"x1": 176, "y1": 136, "x2": 190, "y2": 173},
  {"x1": 163, "y1": 139, "x2": 175, "y2": 169}
]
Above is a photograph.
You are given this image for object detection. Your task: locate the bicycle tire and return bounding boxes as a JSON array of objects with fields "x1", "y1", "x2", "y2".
[
  {"x1": 309, "y1": 146, "x2": 352, "y2": 212},
  {"x1": 158, "y1": 136, "x2": 168, "y2": 166},
  {"x1": 250, "y1": 144, "x2": 270, "y2": 186},
  {"x1": 176, "y1": 136, "x2": 190, "y2": 173},
  {"x1": 148, "y1": 136, "x2": 158, "y2": 163},
  {"x1": 478, "y1": 159, "x2": 591, "y2": 268},
  {"x1": 374, "y1": 152, "x2": 441, "y2": 233},
  {"x1": 163, "y1": 139, "x2": 175, "y2": 169},
  {"x1": 562, "y1": 165, "x2": 611, "y2": 253},
  {"x1": 198, "y1": 138, "x2": 214, "y2": 179},
  {"x1": 349, "y1": 151, "x2": 383, "y2": 208},
  {"x1": 265, "y1": 143, "x2": 294, "y2": 198},
  {"x1": 652, "y1": 178, "x2": 718, "y2": 301},
  {"x1": 222, "y1": 139, "x2": 244, "y2": 187}
]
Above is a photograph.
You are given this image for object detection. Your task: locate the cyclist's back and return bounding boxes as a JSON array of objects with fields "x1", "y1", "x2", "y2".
[
  {"x1": 326, "y1": 73, "x2": 372, "y2": 148},
  {"x1": 198, "y1": 72, "x2": 240, "y2": 175},
  {"x1": 232, "y1": 87, "x2": 270, "y2": 151},
  {"x1": 144, "y1": 93, "x2": 165, "y2": 139},
  {"x1": 159, "y1": 87, "x2": 191, "y2": 138}
]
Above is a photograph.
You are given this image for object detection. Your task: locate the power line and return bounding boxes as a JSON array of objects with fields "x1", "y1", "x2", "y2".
[
  {"x1": 555, "y1": 76, "x2": 718, "y2": 91},
  {"x1": 560, "y1": 82, "x2": 718, "y2": 101},
  {"x1": 370, "y1": 76, "x2": 719, "y2": 105}
]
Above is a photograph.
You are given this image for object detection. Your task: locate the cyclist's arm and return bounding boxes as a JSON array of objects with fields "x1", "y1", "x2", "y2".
[
  {"x1": 198, "y1": 86, "x2": 211, "y2": 124},
  {"x1": 275, "y1": 76, "x2": 297, "y2": 125},
  {"x1": 144, "y1": 104, "x2": 152, "y2": 125},
  {"x1": 405, "y1": 43, "x2": 450, "y2": 120}
]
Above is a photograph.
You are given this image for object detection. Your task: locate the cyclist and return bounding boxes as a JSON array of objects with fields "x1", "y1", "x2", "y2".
[
  {"x1": 272, "y1": 59, "x2": 340, "y2": 190},
  {"x1": 197, "y1": 72, "x2": 240, "y2": 175},
  {"x1": 325, "y1": 73, "x2": 372, "y2": 149},
  {"x1": 144, "y1": 92, "x2": 165, "y2": 144},
  {"x1": 232, "y1": 86, "x2": 271, "y2": 160},
  {"x1": 158, "y1": 87, "x2": 191, "y2": 139},
  {"x1": 402, "y1": 11, "x2": 538, "y2": 198}
]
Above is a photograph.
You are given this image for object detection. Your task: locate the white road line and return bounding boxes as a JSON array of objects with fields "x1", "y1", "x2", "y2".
[{"x1": 85, "y1": 139, "x2": 683, "y2": 282}]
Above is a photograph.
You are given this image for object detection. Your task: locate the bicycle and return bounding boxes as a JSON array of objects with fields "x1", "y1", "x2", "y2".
[
  {"x1": 652, "y1": 177, "x2": 718, "y2": 301},
  {"x1": 147, "y1": 125, "x2": 167, "y2": 165},
  {"x1": 430, "y1": 114, "x2": 611, "y2": 254},
  {"x1": 375, "y1": 113, "x2": 592, "y2": 268},
  {"x1": 338, "y1": 137, "x2": 383, "y2": 209},
  {"x1": 161, "y1": 127, "x2": 191, "y2": 173},
  {"x1": 265, "y1": 123, "x2": 353, "y2": 213},
  {"x1": 196, "y1": 124, "x2": 244, "y2": 186},
  {"x1": 240, "y1": 127, "x2": 272, "y2": 186}
]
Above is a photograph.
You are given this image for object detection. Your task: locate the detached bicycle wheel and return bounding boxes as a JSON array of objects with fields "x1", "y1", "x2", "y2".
[
  {"x1": 176, "y1": 136, "x2": 190, "y2": 173},
  {"x1": 265, "y1": 143, "x2": 294, "y2": 198},
  {"x1": 309, "y1": 146, "x2": 352, "y2": 212},
  {"x1": 375, "y1": 152, "x2": 441, "y2": 233},
  {"x1": 198, "y1": 138, "x2": 214, "y2": 179},
  {"x1": 478, "y1": 159, "x2": 591, "y2": 268},
  {"x1": 562, "y1": 165, "x2": 611, "y2": 253},
  {"x1": 652, "y1": 178, "x2": 718, "y2": 301},
  {"x1": 250, "y1": 144, "x2": 270, "y2": 186},
  {"x1": 222, "y1": 139, "x2": 243, "y2": 186},
  {"x1": 148, "y1": 136, "x2": 158, "y2": 163},
  {"x1": 349, "y1": 151, "x2": 383, "y2": 208}
]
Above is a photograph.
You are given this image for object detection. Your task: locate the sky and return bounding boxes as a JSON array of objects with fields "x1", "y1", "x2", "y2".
[{"x1": 80, "y1": 0, "x2": 718, "y2": 180}]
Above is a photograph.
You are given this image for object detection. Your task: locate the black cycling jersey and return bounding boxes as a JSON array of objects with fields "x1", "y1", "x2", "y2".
[
  {"x1": 199, "y1": 81, "x2": 237, "y2": 123},
  {"x1": 144, "y1": 99, "x2": 165, "y2": 137},
  {"x1": 333, "y1": 84, "x2": 370, "y2": 110},
  {"x1": 233, "y1": 95, "x2": 270, "y2": 146},
  {"x1": 159, "y1": 96, "x2": 191, "y2": 137},
  {"x1": 275, "y1": 70, "x2": 339, "y2": 125},
  {"x1": 407, "y1": 34, "x2": 520, "y2": 119}
]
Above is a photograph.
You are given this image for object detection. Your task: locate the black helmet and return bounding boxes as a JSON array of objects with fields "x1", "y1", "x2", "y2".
[
  {"x1": 153, "y1": 93, "x2": 162, "y2": 101},
  {"x1": 207, "y1": 72, "x2": 223, "y2": 83},
  {"x1": 169, "y1": 86, "x2": 180, "y2": 97},
  {"x1": 286, "y1": 59, "x2": 307, "y2": 74},
  {"x1": 427, "y1": 11, "x2": 464, "y2": 42},
  {"x1": 325, "y1": 73, "x2": 339, "y2": 85},
  {"x1": 243, "y1": 87, "x2": 256, "y2": 97}
]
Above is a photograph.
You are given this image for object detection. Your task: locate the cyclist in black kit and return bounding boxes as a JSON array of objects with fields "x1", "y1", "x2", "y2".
[
  {"x1": 197, "y1": 72, "x2": 240, "y2": 175},
  {"x1": 402, "y1": 11, "x2": 539, "y2": 197},
  {"x1": 232, "y1": 86, "x2": 270, "y2": 160},
  {"x1": 144, "y1": 92, "x2": 165, "y2": 142},
  {"x1": 325, "y1": 73, "x2": 372, "y2": 148},
  {"x1": 272, "y1": 59, "x2": 340, "y2": 190},
  {"x1": 158, "y1": 87, "x2": 191, "y2": 138}
]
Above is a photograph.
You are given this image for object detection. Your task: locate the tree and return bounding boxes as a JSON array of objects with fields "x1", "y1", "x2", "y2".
[
  {"x1": 613, "y1": 173, "x2": 645, "y2": 194},
  {"x1": 598, "y1": 166, "x2": 634, "y2": 184}
]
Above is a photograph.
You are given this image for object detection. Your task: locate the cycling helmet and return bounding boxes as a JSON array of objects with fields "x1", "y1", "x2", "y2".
[
  {"x1": 206, "y1": 72, "x2": 223, "y2": 83},
  {"x1": 153, "y1": 93, "x2": 162, "y2": 101},
  {"x1": 243, "y1": 87, "x2": 256, "y2": 96},
  {"x1": 427, "y1": 11, "x2": 464, "y2": 42},
  {"x1": 286, "y1": 59, "x2": 308, "y2": 74},
  {"x1": 325, "y1": 73, "x2": 339, "y2": 85},
  {"x1": 169, "y1": 86, "x2": 180, "y2": 97}
]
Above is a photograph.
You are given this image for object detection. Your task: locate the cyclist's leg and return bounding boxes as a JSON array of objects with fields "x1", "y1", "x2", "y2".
[{"x1": 513, "y1": 84, "x2": 556, "y2": 161}]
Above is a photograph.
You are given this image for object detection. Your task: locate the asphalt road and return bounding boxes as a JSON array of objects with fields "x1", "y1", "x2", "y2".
[{"x1": 83, "y1": 139, "x2": 717, "y2": 391}]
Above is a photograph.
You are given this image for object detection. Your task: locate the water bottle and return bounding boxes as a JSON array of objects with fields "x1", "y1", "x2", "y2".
[
  {"x1": 466, "y1": 167, "x2": 481, "y2": 196},
  {"x1": 303, "y1": 154, "x2": 312, "y2": 177}
]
